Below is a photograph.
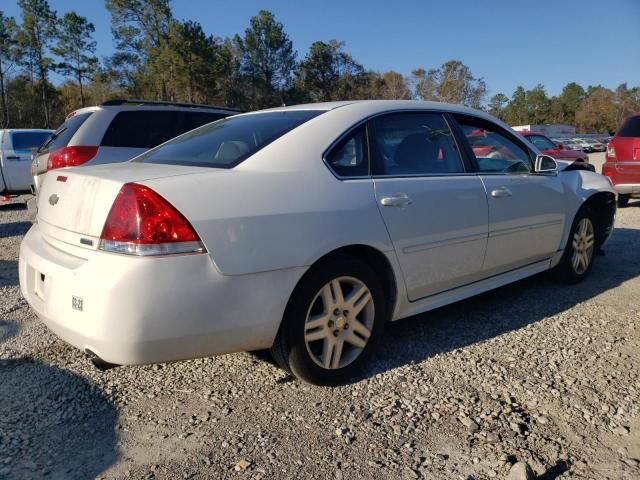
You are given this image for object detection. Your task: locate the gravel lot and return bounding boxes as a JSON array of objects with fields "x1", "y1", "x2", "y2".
[{"x1": 1, "y1": 167, "x2": 639, "y2": 479}]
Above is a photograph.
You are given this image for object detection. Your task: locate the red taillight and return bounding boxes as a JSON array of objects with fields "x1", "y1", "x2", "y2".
[
  {"x1": 99, "y1": 183, "x2": 205, "y2": 256},
  {"x1": 606, "y1": 143, "x2": 616, "y2": 160},
  {"x1": 47, "y1": 146, "x2": 98, "y2": 170}
]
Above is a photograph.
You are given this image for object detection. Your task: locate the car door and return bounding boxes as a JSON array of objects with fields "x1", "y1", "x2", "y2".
[
  {"x1": 3, "y1": 130, "x2": 50, "y2": 191},
  {"x1": 369, "y1": 112, "x2": 489, "y2": 301},
  {"x1": 454, "y1": 115, "x2": 566, "y2": 277}
]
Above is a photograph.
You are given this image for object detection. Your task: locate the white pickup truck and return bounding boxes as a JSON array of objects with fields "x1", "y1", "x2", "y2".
[{"x1": 0, "y1": 129, "x2": 52, "y2": 196}]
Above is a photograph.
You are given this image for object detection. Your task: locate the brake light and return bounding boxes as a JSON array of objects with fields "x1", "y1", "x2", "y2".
[
  {"x1": 606, "y1": 143, "x2": 616, "y2": 159},
  {"x1": 47, "y1": 146, "x2": 98, "y2": 170},
  {"x1": 99, "y1": 183, "x2": 206, "y2": 256}
]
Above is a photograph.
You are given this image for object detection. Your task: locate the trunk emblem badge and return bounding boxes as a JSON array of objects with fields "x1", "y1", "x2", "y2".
[{"x1": 48, "y1": 194, "x2": 59, "y2": 206}]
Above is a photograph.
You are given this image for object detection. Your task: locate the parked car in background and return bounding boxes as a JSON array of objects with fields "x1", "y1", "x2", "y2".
[
  {"x1": 569, "y1": 138, "x2": 594, "y2": 152},
  {"x1": 563, "y1": 139, "x2": 586, "y2": 151},
  {"x1": 581, "y1": 138, "x2": 606, "y2": 152},
  {"x1": 0, "y1": 129, "x2": 53, "y2": 195},
  {"x1": 31, "y1": 100, "x2": 241, "y2": 192},
  {"x1": 19, "y1": 100, "x2": 616, "y2": 385},
  {"x1": 602, "y1": 112, "x2": 640, "y2": 207},
  {"x1": 519, "y1": 132, "x2": 590, "y2": 164}
]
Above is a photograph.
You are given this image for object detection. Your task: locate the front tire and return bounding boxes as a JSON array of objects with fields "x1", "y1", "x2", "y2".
[
  {"x1": 270, "y1": 255, "x2": 387, "y2": 386},
  {"x1": 552, "y1": 207, "x2": 597, "y2": 283}
]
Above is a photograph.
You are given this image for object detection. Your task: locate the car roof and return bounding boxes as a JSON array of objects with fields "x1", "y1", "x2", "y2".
[
  {"x1": 67, "y1": 102, "x2": 239, "y2": 118},
  {"x1": 261, "y1": 99, "x2": 493, "y2": 116},
  {"x1": 0, "y1": 128, "x2": 53, "y2": 132}
]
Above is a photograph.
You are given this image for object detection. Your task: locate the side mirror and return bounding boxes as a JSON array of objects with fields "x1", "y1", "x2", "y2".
[
  {"x1": 556, "y1": 143, "x2": 563, "y2": 150},
  {"x1": 535, "y1": 154, "x2": 558, "y2": 173}
]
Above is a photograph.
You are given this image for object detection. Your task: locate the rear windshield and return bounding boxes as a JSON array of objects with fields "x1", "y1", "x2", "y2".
[
  {"x1": 101, "y1": 110, "x2": 229, "y2": 149},
  {"x1": 38, "y1": 112, "x2": 93, "y2": 154},
  {"x1": 10, "y1": 131, "x2": 51, "y2": 151},
  {"x1": 618, "y1": 116, "x2": 640, "y2": 138},
  {"x1": 136, "y1": 110, "x2": 324, "y2": 168}
]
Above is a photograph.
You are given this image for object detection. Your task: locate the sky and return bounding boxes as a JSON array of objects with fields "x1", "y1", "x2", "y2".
[{"x1": 3, "y1": 0, "x2": 640, "y2": 99}]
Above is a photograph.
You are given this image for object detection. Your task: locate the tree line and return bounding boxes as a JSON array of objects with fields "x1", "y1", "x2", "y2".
[{"x1": 0, "y1": 0, "x2": 638, "y2": 133}]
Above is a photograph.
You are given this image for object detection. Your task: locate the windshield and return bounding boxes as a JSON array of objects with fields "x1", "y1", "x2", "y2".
[
  {"x1": 137, "y1": 110, "x2": 324, "y2": 168},
  {"x1": 10, "y1": 131, "x2": 51, "y2": 151},
  {"x1": 527, "y1": 135, "x2": 556, "y2": 150}
]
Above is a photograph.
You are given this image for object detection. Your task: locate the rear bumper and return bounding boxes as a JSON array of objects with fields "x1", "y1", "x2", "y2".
[
  {"x1": 19, "y1": 225, "x2": 305, "y2": 365},
  {"x1": 613, "y1": 184, "x2": 640, "y2": 195},
  {"x1": 602, "y1": 161, "x2": 640, "y2": 194}
]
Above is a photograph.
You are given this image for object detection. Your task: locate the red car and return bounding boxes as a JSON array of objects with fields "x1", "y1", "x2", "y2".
[
  {"x1": 602, "y1": 113, "x2": 640, "y2": 207},
  {"x1": 519, "y1": 131, "x2": 590, "y2": 163}
]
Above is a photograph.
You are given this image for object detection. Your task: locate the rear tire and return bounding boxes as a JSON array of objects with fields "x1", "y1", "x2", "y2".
[
  {"x1": 617, "y1": 194, "x2": 630, "y2": 208},
  {"x1": 552, "y1": 207, "x2": 597, "y2": 284},
  {"x1": 270, "y1": 254, "x2": 387, "y2": 386}
]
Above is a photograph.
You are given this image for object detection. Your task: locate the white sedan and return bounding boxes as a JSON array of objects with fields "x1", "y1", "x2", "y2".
[{"x1": 19, "y1": 101, "x2": 616, "y2": 385}]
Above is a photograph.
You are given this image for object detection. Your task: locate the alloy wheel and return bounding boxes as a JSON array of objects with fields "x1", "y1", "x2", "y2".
[
  {"x1": 571, "y1": 218, "x2": 594, "y2": 275},
  {"x1": 303, "y1": 276, "x2": 375, "y2": 370}
]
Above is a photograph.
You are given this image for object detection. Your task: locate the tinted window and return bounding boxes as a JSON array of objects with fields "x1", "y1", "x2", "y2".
[
  {"x1": 618, "y1": 116, "x2": 640, "y2": 137},
  {"x1": 137, "y1": 110, "x2": 323, "y2": 169},
  {"x1": 102, "y1": 111, "x2": 180, "y2": 148},
  {"x1": 458, "y1": 120, "x2": 532, "y2": 173},
  {"x1": 38, "y1": 112, "x2": 93, "y2": 154},
  {"x1": 527, "y1": 134, "x2": 556, "y2": 150},
  {"x1": 325, "y1": 126, "x2": 368, "y2": 177},
  {"x1": 371, "y1": 113, "x2": 464, "y2": 175},
  {"x1": 182, "y1": 112, "x2": 227, "y2": 132},
  {"x1": 10, "y1": 131, "x2": 51, "y2": 151}
]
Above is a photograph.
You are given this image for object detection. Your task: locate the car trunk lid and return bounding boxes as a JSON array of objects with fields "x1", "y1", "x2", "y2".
[{"x1": 36, "y1": 162, "x2": 208, "y2": 250}]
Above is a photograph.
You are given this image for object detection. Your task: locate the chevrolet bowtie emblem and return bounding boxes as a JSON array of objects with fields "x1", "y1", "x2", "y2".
[{"x1": 48, "y1": 194, "x2": 59, "y2": 206}]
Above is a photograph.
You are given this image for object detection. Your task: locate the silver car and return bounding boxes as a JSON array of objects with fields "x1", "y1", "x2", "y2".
[{"x1": 31, "y1": 100, "x2": 240, "y2": 192}]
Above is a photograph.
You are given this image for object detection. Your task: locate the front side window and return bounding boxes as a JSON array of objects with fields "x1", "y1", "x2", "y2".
[
  {"x1": 10, "y1": 131, "x2": 51, "y2": 151},
  {"x1": 137, "y1": 110, "x2": 323, "y2": 169},
  {"x1": 325, "y1": 126, "x2": 368, "y2": 177},
  {"x1": 370, "y1": 113, "x2": 464, "y2": 176},
  {"x1": 458, "y1": 119, "x2": 532, "y2": 173},
  {"x1": 527, "y1": 134, "x2": 556, "y2": 151}
]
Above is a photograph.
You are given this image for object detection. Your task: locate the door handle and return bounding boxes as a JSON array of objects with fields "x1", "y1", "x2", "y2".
[
  {"x1": 380, "y1": 194, "x2": 412, "y2": 207},
  {"x1": 490, "y1": 187, "x2": 512, "y2": 198},
  {"x1": 6, "y1": 155, "x2": 20, "y2": 160}
]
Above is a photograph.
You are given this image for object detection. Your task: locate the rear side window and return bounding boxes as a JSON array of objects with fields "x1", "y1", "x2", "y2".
[
  {"x1": 101, "y1": 111, "x2": 180, "y2": 148},
  {"x1": 10, "y1": 131, "x2": 51, "y2": 151},
  {"x1": 38, "y1": 112, "x2": 93, "y2": 154},
  {"x1": 325, "y1": 126, "x2": 368, "y2": 177},
  {"x1": 370, "y1": 113, "x2": 465, "y2": 175},
  {"x1": 618, "y1": 116, "x2": 640, "y2": 137},
  {"x1": 137, "y1": 110, "x2": 323, "y2": 169}
]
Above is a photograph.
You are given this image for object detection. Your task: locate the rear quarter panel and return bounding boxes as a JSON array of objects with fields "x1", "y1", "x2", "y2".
[{"x1": 140, "y1": 107, "x2": 396, "y2": 276}]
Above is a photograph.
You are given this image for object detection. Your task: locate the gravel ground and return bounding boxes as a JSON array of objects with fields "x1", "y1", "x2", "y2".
[{"x1": 1, "y1": 189, "x2": 639, "y2": 480}]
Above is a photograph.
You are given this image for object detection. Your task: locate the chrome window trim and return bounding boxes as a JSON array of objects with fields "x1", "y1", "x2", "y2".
[{"x1": 322, "y1": 107, "x2": 487, "y2": 181}]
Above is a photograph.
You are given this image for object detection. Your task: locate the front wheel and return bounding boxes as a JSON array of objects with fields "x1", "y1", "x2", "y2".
[
  {"x1": 552, "y1": 207, "x2": 597, "y2": 283},
  {"x1": 270, "y1": 255, "x2": 387, "y2": 386}
]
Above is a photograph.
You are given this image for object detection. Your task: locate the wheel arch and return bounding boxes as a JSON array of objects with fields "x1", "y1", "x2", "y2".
[
  {"x1": 286, "y1": 244, "x2": 401, "y2": 324},
  {"x1": 580, "y1": 191, "x2": 616, "y2": 248}
]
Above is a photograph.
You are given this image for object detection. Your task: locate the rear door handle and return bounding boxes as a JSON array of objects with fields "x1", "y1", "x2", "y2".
[
  {"x1": 6, "y1": 155, "x2": 20, "y2": 160},
  {"x1": 380, "y1": 194, "x2": 412, "y2": 207},
  {"x1": 490, "y1": 187, "x2": 512, "y2": 198}
]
